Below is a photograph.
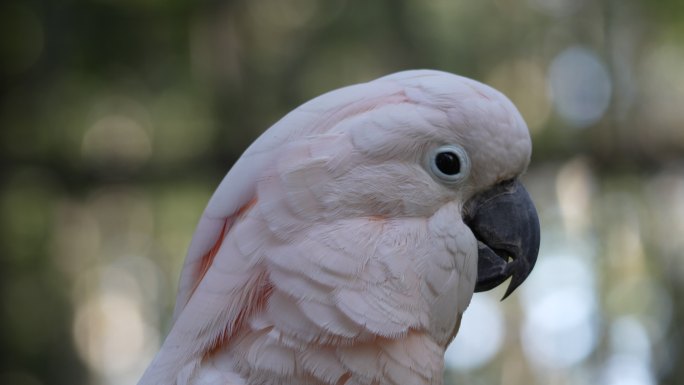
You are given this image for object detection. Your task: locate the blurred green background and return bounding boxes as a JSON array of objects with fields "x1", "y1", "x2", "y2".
[{"x1": 1, "y1": 0, "x2": 683, "y2": 384}]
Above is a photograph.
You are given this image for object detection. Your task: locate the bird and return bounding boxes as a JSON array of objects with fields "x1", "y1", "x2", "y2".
[{"x1": 138, "y1": 69, "x2": 540, "y2": 385}]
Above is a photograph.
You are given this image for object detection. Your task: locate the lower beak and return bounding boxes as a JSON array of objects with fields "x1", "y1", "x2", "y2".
[{"x1": 463, "y1": 179, "x2": 540, "y2": 299}]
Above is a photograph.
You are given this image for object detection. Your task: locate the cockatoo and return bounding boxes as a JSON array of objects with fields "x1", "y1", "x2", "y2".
[{"x1": 139, "y1": 70, "x2": 540, "y2": 385}]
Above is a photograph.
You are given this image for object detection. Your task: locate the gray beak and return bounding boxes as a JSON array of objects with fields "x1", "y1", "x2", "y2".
[{"x1": 463, "y1": 179, "x2": 540, "y2": 299}]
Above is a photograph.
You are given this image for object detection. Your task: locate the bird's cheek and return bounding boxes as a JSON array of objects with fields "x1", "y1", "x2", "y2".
[{"x1": 422, "y1": 212, "x2": 479, "y2": 344}]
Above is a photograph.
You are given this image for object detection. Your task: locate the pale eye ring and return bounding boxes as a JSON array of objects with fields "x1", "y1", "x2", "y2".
[{"x1": 428, "y1": 145, "x2": 470, "y2": 183}]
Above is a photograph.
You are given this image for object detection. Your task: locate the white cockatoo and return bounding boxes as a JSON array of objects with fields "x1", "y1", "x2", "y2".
[{"x1": 139, "y1": 70, "x2": 540, "y2": 385}]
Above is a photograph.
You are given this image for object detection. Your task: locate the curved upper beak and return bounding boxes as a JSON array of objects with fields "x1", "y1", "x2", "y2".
[{"x1": 463, "y1": 179, "x2": 540, "y2": 300}]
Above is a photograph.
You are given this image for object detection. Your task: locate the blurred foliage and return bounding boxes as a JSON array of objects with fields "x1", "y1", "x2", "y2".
[{"x1": 1, "y1": 0, "x2": 684, "y2": 384}]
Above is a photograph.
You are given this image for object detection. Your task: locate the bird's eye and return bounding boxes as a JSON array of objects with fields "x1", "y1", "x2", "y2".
[{"x1": 428, "y1": 145, "x2": 470, "y2": 183}]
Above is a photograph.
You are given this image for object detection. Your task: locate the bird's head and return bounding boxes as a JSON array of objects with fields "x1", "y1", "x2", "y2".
[
  {"x1": 378, "y1": 70, "x2": 540, "y2": 299},
  {"x1": 246, "y1": 69, "x2": 540, "y2": 298}
]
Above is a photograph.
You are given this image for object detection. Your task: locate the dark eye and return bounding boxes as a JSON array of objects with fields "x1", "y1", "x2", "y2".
[
  {"x1": 435, "y1": 151, "x2": 461, "y2": 175},
  {"x1": 428, "y1": 145, "x2": 470, "y2": 183}
]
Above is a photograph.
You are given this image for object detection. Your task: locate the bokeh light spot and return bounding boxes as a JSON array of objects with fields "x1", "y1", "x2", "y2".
[
  {"x1": 72, "y1": 266, "x2": 161, "y2": 384},
  {"x1": 82, "y1": 115, "x2": 152, "y2": 170},
  {"x1": 606, "y1": 278, "x2": 673, "y2": 344},
  {"x1": 556, "y1": 157, "x2": 594, "y2": 235},
  {"x1": 521, "y1": 255, "x2": 598, "y2": 369},
  {"x1": 548, "y1": 46, "x2": 612, "y2": 128},
  {"x1": 602, "y1": 355, "x2": 656, "y2": 385},
  {"x1": 522, "y1": 287, "x2": 597, "y2": 368},
  {"x1": 73, "y1": 292, "x2": 147, "y2": 374},
  {"x1": 610, "y1": 316, "x2": 652, "y2": 363},
  {"x1": 445, "y1": 294, "x2": 504, "y2": 370}
]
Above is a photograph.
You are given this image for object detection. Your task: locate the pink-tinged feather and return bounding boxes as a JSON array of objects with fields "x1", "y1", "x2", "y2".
[
  {"x1": 296, "y1": 297, "x2": 364, "y2": 339},
  {"x1": 267, "y1": 268, "x2": 331, "y2": 303},
  {"x1": 245, "y1": 332, "x2": 297, "y2": 377},
  {"x1": 265, "y1": 290, "x2": 324, "y2": 341},
  {"x1": 172, "y1": 215, "x2": 230, "y2": 323},
  {"x1": 337, "y1": 343, "x2": 383, "y2": 381},
  {"x1": 190, "y1": 218, "x2": 229, "y2": 301},
  {"x1": 298, "y1": 348, "x2": 348, "y2": 384}
]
